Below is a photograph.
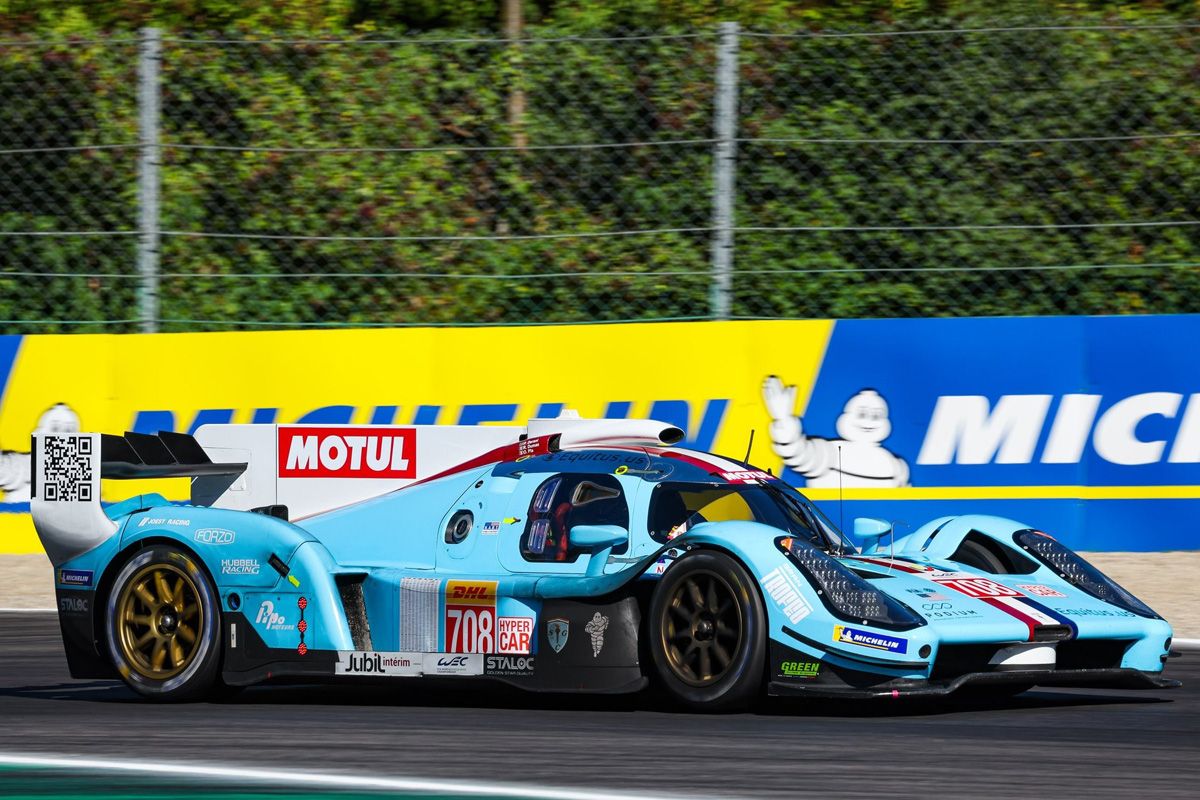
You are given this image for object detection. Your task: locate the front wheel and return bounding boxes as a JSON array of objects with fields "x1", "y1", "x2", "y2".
[
  {"x1": 105, "y1": 546, "x2": 222, "y2": 701},
  {"x1": 648, "y1": 550, "x2": 766, "y2": 711}
]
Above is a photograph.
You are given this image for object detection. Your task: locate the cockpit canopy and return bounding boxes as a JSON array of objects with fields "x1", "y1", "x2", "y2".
[{"x1": 648, "y1": 481, "x2": 853, "y2": 552}]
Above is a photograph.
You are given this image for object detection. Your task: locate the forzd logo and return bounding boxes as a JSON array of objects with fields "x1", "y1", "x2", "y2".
[
  {"x1": 194, "y1": 528, "x2": 235, "y2": 545},
  {"x1": 278, "y1": 426, "x2": 417, "y2": 479}
]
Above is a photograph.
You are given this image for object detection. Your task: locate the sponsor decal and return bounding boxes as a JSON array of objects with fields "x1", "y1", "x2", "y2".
[
  {"x1": 194, "y1": 528, "x2": 235, "y2": 545},
  {"x1": 1058, "y1": 608, "x2": 1137, "y2": 618},
  {"x1": 497, "y1": 616, "x2": 534, "y2": 655},
  {"x1": 931, "y1": 575, "x2": 1022, "y2": 599},
  {"x1": 905, "y1": 587, "x2": 948, "y2": 600},
  {"x1": 424, "y1": 653, "x2": 483, "y2": 676},
  {"x1": 138, "y1": 517, "x2": 190, "y2": 528},
  {"x1": 760, "y1": 567, "x2": 813, "y2": 624},
  {"x1": 1018, "y1": 584, "x2": 1068, "y2": 598},
  {"x1": 58, "y1": 569, "x2": 92, "y2": 587},
  {"x1": 445, "y1": 580, "x2": 498, "y2": 654},
  {"x1": 482, "y1": 521, "x2": 500, "y2": 535},
  {"x1": 278, "y1": 426, "x2": 416, "y2": 479},
  {"x1": 485, "y1": 655, "x2": 536, "y2": 677},
  {"x1": 920, "y1": 602, "x2": 980, "y2": 619},
  {"x1": 719, "y1": 470, "x2": 772, "y2": 484},
  {"x1": 918, "y1": 391, "x2": 1200, "y2": 469},
  {"x1": 336, "y1": 651, "x2": 422, "y2": 676},
  {"x1": 59, "y1": 596, "x2": 88, "y2": 614},
  {"x1": 585, "y1": 612, "x2": 609, "y2": 658},
  {"x1": 254, "y1": 600, "x2": 295, "y2": 632},
  {"x1": 221, "y1": 558, "x2": 260, "y2": 576},
  {"x1": 833, "y1": 625, "x2": 908, "y2": 654},
  {"x1": 547, "y1": 618, "x2": 569, "y2": 653},
  {"x1": 779, "y1": 660, "x2": 821, "y2": 679}
]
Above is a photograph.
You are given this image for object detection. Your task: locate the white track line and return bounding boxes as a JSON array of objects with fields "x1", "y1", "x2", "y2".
[
  {"x1": 0, "y1": 608, "x2": 54, "y2": 612},
  {"x1": 0, "y1": 753, "x2": 722, "y2": 800},
  {"x1": 1175, "y1": 638, "x2": 1200, "y2": 651}
]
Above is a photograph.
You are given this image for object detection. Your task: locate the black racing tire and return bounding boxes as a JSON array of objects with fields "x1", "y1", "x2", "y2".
[
  {"x1": 648, "y1": 550, "x2": 766, "y2": 711},
  {"x1": 954, "y1": 538, "x2": 1008, "y2": 574},
  {"x1": 105, "y1": 545, "x2": 222, "y2": 702}
]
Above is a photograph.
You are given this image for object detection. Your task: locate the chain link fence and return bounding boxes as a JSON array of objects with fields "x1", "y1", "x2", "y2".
[{"x1": 1, "y1": 20, "x2": 1198, "y2": 332}]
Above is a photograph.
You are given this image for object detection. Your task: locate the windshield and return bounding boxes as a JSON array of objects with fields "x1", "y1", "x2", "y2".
[{"x1": 647, "y1": 481, "x2": 854, "y2": 552}]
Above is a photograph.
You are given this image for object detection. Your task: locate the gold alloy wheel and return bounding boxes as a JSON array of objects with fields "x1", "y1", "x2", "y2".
[
  {"x1": 115, "y1": 561, "x2": 204, "y2": 680},
  {"x1": 660, "y1": 569, "x2": 745, "y2": 687}
]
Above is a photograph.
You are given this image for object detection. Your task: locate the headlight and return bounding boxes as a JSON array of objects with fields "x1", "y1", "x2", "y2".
[
  {"x1": 777, "y1": 537, "x2": 924, "y2": 631},
  {"x1": 1013, "y1": 529, "x2": 1159, "y2": 619}
]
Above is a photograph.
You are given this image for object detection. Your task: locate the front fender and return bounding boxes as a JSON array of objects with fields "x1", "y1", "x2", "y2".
[{"x1": 674, "y1": 522, "x2": 936, "y2": 677}]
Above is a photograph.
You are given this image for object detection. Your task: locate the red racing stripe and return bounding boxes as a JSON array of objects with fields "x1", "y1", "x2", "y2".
[
  {"x1": 851, "y1": 556, "x2": 925, "y2": 574},
  {"x1": 980, "y1": 597, "x2": 1039, "y2": 641}
]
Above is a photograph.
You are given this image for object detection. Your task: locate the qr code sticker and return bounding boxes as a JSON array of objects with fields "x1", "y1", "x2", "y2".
[{"x1": 42, "y1": 436, "x2": 93, "y2": 503}]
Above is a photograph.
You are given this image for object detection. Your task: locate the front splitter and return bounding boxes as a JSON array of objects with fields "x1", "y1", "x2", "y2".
[{"x1": 768, "y1": 667, "x2": 1181, "y2": 699}]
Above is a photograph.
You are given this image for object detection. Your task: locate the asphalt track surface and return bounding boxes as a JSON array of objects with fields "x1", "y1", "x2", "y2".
[{"x1": 1, "y1": 612, "x2": 1198, "y2": 799}]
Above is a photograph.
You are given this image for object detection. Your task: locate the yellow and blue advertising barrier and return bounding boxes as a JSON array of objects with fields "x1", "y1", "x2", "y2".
[{"x1": 2, "y1": 315, "x2": 1198, "y2": 554}]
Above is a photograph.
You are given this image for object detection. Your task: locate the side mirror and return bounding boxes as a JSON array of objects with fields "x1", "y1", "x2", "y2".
[
  {"x1": 569, "y1": 525, "x2": 629, "y2": 577},
  {"x1": 853, "y1": 517, "x2": 893, "y2": 553}
]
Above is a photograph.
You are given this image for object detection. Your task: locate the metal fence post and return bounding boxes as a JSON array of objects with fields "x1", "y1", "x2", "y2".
[
  {"x1": 709, "y1": 21, "x2": 739, "y2": 320},
  {"x1": 137, "y1": 27, "x2": 161, "y2": 333}
]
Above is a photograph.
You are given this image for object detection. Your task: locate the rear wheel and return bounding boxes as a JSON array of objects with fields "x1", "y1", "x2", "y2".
[
  {"x1": 105, "y1": 546, "x2": 222, "y2": 701},
  {"x1": 649, "y1": 550, "x2": 766, "y2": 711}
]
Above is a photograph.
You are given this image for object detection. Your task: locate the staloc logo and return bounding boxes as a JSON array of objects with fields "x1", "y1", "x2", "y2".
[
  {"x1": 486, "y1": 655, "x2": 535, "y2": 676},
  {"x1": 278, "y1": 426, "x2": 417, "y2": 479}
]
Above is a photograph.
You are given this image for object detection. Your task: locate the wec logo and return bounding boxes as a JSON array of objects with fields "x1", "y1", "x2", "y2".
[{"x1": 279, "y1": 427, "x2": 416, "y2": 479}]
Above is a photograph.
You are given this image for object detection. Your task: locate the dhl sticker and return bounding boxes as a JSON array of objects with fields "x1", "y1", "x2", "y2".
[{"x1": 445, "y1": 580, "x2": 498, "y2": 606}]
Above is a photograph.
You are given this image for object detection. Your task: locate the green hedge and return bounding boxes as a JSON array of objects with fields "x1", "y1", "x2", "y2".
[{"x1": 0, "y1": 1, "x2": 1197, "y2": 331}]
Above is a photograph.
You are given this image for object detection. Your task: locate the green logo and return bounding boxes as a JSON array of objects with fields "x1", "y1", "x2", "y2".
[{"x1": 780, "y1": 660, "x2": 820, "y2": 679}]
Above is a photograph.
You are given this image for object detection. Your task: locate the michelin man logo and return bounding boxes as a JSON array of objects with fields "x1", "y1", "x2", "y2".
[
  {"x1": 0, "y1": 403, "x2": 81, "y2": 503},
  {"x1": 584, "y1": 611, "x2": 609, "y2": 658},
  {"x1": 762, "y1": 376, "x2": 909, "y2": 488}
]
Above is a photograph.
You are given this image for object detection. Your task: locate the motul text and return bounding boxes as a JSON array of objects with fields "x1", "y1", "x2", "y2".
[{"x1": 278, "y1": 426, "x2": 417, "y2": 479}]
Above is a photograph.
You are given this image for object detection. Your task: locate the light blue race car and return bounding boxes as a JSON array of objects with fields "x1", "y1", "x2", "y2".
[{"x1": 30, "y1": 415, "x2": 1177, "y2": 709}]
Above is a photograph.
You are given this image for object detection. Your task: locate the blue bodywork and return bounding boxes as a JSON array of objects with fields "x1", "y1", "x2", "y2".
[{"x1": 51, "y1": 446, "x2": 1176, "y2": 697}]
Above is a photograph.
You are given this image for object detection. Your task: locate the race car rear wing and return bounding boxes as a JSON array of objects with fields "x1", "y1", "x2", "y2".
[{"x1": 97, "y1": 431, "x2": 249, "y2": 479}]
